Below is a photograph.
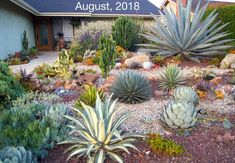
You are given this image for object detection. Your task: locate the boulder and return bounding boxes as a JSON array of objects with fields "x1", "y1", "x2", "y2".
[
  {"x1": 220, "y1": 54, "x2": 235, "y2": 68},
  {"x1": 124, "y1": 54, "x2": 150, "y2": 68},
  {"x1": 79, "y1": 74, "x2": 100, "y2": 85}
]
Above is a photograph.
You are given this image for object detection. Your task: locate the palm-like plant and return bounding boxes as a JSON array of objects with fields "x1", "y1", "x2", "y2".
[
  {"x1": 159, "y1": 64, "x2": 186, "y2": 91},
  {"x1": 59, "y1": 94, "x2": 141, "y2": 163},
  {"x1": 139, "y1": 0, "x2": 233, "y2": 63}
]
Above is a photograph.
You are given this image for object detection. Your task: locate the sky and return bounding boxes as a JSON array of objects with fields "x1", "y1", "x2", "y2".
[{"x1": 149, "y1": 0, "x2": 165, "y2": 7}]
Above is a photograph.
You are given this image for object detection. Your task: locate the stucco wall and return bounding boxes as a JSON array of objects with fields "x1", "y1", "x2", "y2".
[{"x1": 0, "y1": 0, "x2": 35, "y2": 59}]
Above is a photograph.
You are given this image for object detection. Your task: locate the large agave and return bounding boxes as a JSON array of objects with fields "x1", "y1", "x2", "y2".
[
  {"x1": 0, "y1": 146, "x2": 37, "y2": 163},
  {"x1": 173, "y1": 86, "x2": 199, "y2": 105},
  {"x1": 161, "y1": 100, "x2": 198, "y2": 129},
  {"x1": 139, "y1": 0, "x2": 233, "y2": 62},
  {"x1": 111, "y1": 70, "x2": 152, "y2": 104},
  {"x1": 59, "y1": 94, "x2": 141, "y2": 163},
  {"x1": 159, "y1": 64, "x2": 186, "y2": 91}
]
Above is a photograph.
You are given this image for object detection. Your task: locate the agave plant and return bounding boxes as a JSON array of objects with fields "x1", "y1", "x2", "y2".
[
  {"x1": 111, "y1": 70, "x2": 152, "y2": 104},
  {"x1": 139, "y1": 0, "x2": 233, "y2": 62},
  {"x1": 59, "y1": 94, "x2": 141, "y2": 162},
  {"x1": 75, "y1": 85, "x2": 105, "y2": 108},
  {"x1": 159, "y1": 64, "x2": 186, "y2": 91}
]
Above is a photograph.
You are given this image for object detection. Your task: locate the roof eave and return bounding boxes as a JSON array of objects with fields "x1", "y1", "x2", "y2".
[{"x1": 10, "y1": 0, "x2": 39, "y2": 15}]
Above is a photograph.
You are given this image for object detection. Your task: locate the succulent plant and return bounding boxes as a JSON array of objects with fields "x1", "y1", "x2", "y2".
[
  {"x1": 159, "y1": 64, "x2": 186, "y2": 91},
  {"x1": 173, "y1": 86, "x2": 199, "y2": 105},
  {"x1": 59, "y1": 94, "x2": 141, "y2": 162},
  {"x1": 161, "y1": 100, "x2": 198, "y2": 129},
  {"x1": 195, "y1": 80, "x2": 212, "y2": 92},
  {"x1": 16, "y1": 68, "x2": 33, "y2": 91},
  {"x1": 0, "y1": 146, "x2": 37, "y2": 163},
  {"x1": 75, "y1": 85, "x2": 105, "y2": 108},
  {"x1": 139, "y1": 0, "x2": 232, "y2": 62},
  {"x1": 111, "y1": 70, "x2": 152, "y2": 104}
]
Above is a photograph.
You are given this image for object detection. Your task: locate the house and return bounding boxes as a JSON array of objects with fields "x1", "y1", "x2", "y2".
[
  {"x1": 160, "y1": 0, "x2": 234, "y2": 14},
  {"x1": 0, "y1": 0, "x2": 161, "y2": 59}
]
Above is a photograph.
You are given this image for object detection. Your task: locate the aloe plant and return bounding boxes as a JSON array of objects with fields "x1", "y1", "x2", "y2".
[
  {"x1": 59, "y1": 94, "x2": 141, "y2": 163},
  {"x1": 139, "y1": 0, "x2": 233, "y2": 62}
]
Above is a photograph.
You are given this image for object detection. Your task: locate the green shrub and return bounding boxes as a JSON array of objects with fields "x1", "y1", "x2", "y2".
[
  {"x1": 0, "y1": 101, "x2": 70, "y2": 159},
  {"x1": 111, "y1": 70, "x2": 152, "y2": 104},
  {"x1": 112, "y1": 16, "x2": 141, "y2": 51},
  {"x1": 98, "y1": 34, "x2": 117, "y2": 78},
  {"x1": 0, "y1": 61, "x2": 24, "y2": 111},
  {"x1": 204, "y1": 5, "x2": 235, "y2": 47},
  {"x1": 147, "y1": 134, "x2": 185, "y2": 156}
]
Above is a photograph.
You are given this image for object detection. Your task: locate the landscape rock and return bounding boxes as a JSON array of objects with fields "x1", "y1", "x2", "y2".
[
  {"x1": 79, "y1": 74, "x2": 100, "y2": 85},
  {"x1": 54, "y1": 79, "x2": 64, "y2": 88},
  {"x1": 220, "y1": 54, "x2": 235, "y2": 68},
  {"x1": 124, "y1": 54, "x2": 150, "y2": 68}
]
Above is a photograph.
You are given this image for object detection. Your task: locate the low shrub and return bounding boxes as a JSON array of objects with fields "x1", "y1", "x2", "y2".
[
  {"x1": 0, "y1": 100, "x2": 70, "y2": 159},
  {"x1": 0, "y1": 61, "x2": 24, "y2": 111},
  {"x1": 147, "y1": 134, "x2": 185, "y2": 156}
]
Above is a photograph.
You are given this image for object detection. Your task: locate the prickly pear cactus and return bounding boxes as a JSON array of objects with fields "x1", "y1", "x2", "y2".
[
  {"x1": 0, "y1": 146, "x2": 37, "y2": 163},
  {"x1": 161, "y1": 100, "x2": 198, "y2": 129},
  {"x1": 173, "y1": 86, "x2": 199, "y2": 105}
]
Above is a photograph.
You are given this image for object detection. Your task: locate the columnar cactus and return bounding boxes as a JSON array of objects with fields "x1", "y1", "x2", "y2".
[{"x1": 98, "y1": 34, "x2": 117, "y2": 78}]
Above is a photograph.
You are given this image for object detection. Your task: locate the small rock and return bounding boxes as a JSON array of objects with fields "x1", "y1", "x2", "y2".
[
  {"x1": 54, "y1": 79, "x2": 64, "y2": 88},
  {"x1": 79, "y1": 74, "x2": 100, "y2": 85},
  {"x1": 145, "y1": 151, "x2": 151, "y2": 155},
  {"x1": 209, "y1": 77, "x2": 222, "y2": 85},
  {"x1": 220, "y1": 54, "x2": 235, "y2": 68},
  {"x1": 124, "y1": 54, "x2": 150, "y2": 68},
  {"x1": 183, "y1": 130, "x2": 191, "y2": 137},
  {"x1": 223, "y1": 118, "x2": 234, "y2": 129}
]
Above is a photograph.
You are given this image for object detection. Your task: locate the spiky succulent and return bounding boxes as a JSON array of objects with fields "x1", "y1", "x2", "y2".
[
  {"x1": 111, "y1": 70, "x2": 152, "y2": 104},
  {"x1": 0, "y1": 146, "x2": 37, "y2": 163},
  {"x1": 161, "y1": 100, "x2": 198, "y2": 129},
  {"x1": 75, "y1": 85, "x2": 105, "y2": 108},
  {"x1": 139, "y1": 0, "x2": 233, "y2": 62},
  {"x1": 173, "y1": 86, "x2": 199, "y2": 105},
  {"x1": 159, "y1": 64, "x2": 186, "y2": 91},
  {"x1": 59, "y1": 94, "x2": 141, "y2": 163}
]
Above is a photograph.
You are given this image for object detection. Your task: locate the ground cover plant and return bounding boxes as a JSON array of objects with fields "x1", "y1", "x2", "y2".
[{"x1": 139, "y1": 0, "x2": 233, "y2": 62}]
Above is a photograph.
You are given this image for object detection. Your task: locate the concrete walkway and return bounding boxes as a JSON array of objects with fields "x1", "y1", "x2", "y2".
[{"x1": 10, "y1": 51, "x2": 58, "y2": 73}]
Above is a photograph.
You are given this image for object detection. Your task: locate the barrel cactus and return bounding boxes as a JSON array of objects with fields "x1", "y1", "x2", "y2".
[
  {"x1": 111, "y1": 70, "x2": 152, "y2": 104},
  {"x1": 161, "y1": 100, "x2": 198, "y2": 129},
  {"x1": 173, "y1": 86, "x2": 199, "y2": 105},
  {"x1": 0, "y1": 146, "x2": 37, "y2": 163}
]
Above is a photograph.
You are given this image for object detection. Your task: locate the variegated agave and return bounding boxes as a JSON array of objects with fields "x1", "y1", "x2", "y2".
[
  {"x1": 59, "y1": 94, "x2": 141, "y2": 163},
  {"x1": 139, "y1": 0, "x2": 233, "y2": 62}
]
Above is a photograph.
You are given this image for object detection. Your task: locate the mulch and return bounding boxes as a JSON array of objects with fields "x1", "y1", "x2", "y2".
[{"x1": 41, "y1": 114, "x2": 235, "y2": 163}]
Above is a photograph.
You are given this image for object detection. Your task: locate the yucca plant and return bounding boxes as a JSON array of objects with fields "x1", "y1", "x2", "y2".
[
  {"x1": 139, "y1": 0, "x2": 233, "y2": 62},
  {"x1": 111, "y1": 70, "x2": 152, "y2": 104},
  {"x1": 75, "y1": 85, "x2": 105, "y2": 108},
  {"x1": 59, "y1": 94, "x2": 141, "y2": 163},
  {"x1": 159, "y1": 64, "x2": 186, "y2": 91}
]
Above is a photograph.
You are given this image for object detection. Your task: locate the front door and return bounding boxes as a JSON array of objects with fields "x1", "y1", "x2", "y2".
[{"x1": 35, "y1": 17, "x2": 52, "y2": 50}]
